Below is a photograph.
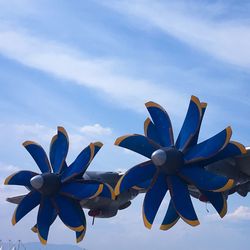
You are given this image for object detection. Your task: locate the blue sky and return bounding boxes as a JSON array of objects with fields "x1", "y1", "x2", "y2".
[{"x1": 1, "y1": 0, "x2": 250, "y2": 249}]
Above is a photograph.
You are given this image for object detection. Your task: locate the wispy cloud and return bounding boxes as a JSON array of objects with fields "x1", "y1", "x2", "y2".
[
  {"x1": 207, "y1": 206, "x2": 250, "y2": 222},
  {"x1": 0, "y1": 122, "x2": 113, "y2": 153},
  {"x1": 226, "y1": 206, "x2": 250, "y2": 221},
  {"x1": 104, "y1": 0, "x2": 250, "y2": 71},
  {"x1": 0, "y1": 26, "x2": 186, "y2": 114},
  {"x1": 79, "y1": 123, "x2": 112, "y2": 136},
  {"x1": 12, "y1": 123, "x2": 55, "y2": 143}
]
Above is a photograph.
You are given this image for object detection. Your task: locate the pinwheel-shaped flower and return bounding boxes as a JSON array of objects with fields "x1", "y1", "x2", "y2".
[
  {"x1": 5, "y1": 127, "x2": 113, "y2": 244},
  {"x1": 115, "y1": 96, "x2": 246, "y2": 229}
]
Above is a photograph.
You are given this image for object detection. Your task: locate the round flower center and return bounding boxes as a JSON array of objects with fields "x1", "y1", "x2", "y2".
[
  {"x1": 30, "y1": 173, "x2": 61, "y2": 196},
  {"x1": 151, "y1": 148, "x2": 184, "y2": 175}
]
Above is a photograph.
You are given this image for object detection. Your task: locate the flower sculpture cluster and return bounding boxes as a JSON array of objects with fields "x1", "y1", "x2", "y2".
[
  {"x1": 4, "y1": 96, "x2": 246, "y2": 245},
  {"x1": 5, "y1": 127, "x2": 113, "y2": 244},
  {"x1": 114, "y1": 96, "x2": 246, "y2": 229}
]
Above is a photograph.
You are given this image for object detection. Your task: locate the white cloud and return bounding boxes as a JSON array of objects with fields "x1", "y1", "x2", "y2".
[
  {"x1": 79, "y1": 123, "x2": 112, "y2": 136},
  {"x1": 0, "y1": 162, "x2": 19, "y2": 174},
  {"x1": 12, "y1": 123, "x2": 55, "y2": 144},
  {"x1": 0, "y1": 122, "x2": 114, "y2": 150},
  {"x1": 226, "y1": 206, "x2": 250, "y2": 221},
  {"x1": 0, "y1": 25, "x2": 186, "y2": 115},
  {"x1": 105, "y1": 0, "x2": 250, "y2": 71},
  {"x1": 207, "y1": 206, "x2": 250, "y2": 222}
]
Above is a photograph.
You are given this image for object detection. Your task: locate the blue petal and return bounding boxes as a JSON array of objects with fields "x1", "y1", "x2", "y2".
[
  {"x1": 179, "y1": 166, "x2": 234, "y2": 192},
  {"x1": 202, "y1": 141, "x2": 246, "y2": 166},
  {"x1": 200, "y1": 191, "x2": 227, "y2": 218},
  {"x1": 143, "y1": 173, "x2": 168, "y2": 229},
  {"x1": 62, "y1": 142, "x2": 102, "y2": 182},
  {"x1": 98, "y1": 182, "x2": 115, "y2": 200},
  {"x1": 188, "y1": 102, "x2": 207, "y2": 148},
  {"x1": 53, "y1": 195, "x2": 85, "y2": 232},
  {"x1": 12, "y1": 191, "x2": 41, "y2": 225},
  {"x1": 175, "y1": 96, "x2": 202, "y2": 151},
  {"x1": 74, "y1": 200, "x2": 87, "y2": 243},
  {"x1": 145, "y1": 101, "x2": 174, "y2": 147},
  {"x1": 160, "y1": 199, "x2": 180, "y2": 230},
  {"x1": 37, "y1": 197, "x2": 57, "y2": 245},
  {"x1": 184, "y1": 127, "x2": 232, "y2": 164},
  {"x1": 4, "y1": 171, "x2": 38, "y2": 187},
  {"x1": 60, "y1": 182, "x2": 104, "y2": 200},
  {"x1": 93, "y1": 141, "x2": 103, "y2": 155},
  {"x1": 49, "y1": 127, "x2": 69, "y2": 173},
  {"x1": 115, "y1": 161, "x2": 156, "y2": 196},
  {"x1": 133, "y1": 179, "x2": 151, "y2": 191},
  {"x1": 115, "y1": 134, "x2": 160, "y2": 158},
  {"x1": 167, "y1": 175, "x2": 199, "y2": 226},
  {"x1": 76, "y1": 230, "x2": 86, "y2": 243},
  {"x1": 23, "y1": 141, "x2": 51, "y2": 173},
  {"x1": 144, "y1": 118, "x2": 161, "y2": 145}
]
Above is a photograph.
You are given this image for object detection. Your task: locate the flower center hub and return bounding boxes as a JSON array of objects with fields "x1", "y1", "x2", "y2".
[
  {"x1": 30, "y1": 173, "x2": 61, "y2": 196},
  {"x1": 151, "y1": 148, "x2": 184, "y2": 175}
]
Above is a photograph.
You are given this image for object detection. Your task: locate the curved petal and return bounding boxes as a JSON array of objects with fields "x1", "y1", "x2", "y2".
[
  {"x1": 4, "y1": 171, "x2": 38, "y2": 187},
  {"x1": 99, "y1": 183, "x2": 115, "y2": 200},
  {"x1": 50, "y1": 134, "x2": 69, "y2": 173},
  {"x1": 188, "y1": 102, "x2": 207, "y2": 148},
  {"x1": 143, "y1": 173, "x2": 168, "y2": 229},
  {"x1": 133, "y1": 179, "x2": 151, "y2": 191},
  {"x1": 179, "y1": 166, "x2": 234, "y2": 192},
  {"x1": 49, "y1": 134, "x2": 57, "y2": 167},
  {"x1": 160, "y1": 199, "x2": 180, "y2": 230},
  {"x1": 37, "y1": 197, "x2": 57, "y2": 245},
  {"x1": 202, "y1": 141, "x2": 246, "y2": 166},
  {"x1": 76, "y1": 179, "x2": 115, "y2": 200},
  {"x1": 145, "y1": 101, "x2": 174, "y2": 147},
  {"x1": 93, "y1": 141, "x2": 103, "y2": 155},
  {"x1": 167, "y1": 175, "x2": 199, "y2": 226},
  {"x1": 49, "y1": 127, "x2": 69, "y2": 174},
  {"x1": 184, "y1": 127, "x2": 232, "y2": 164},
  {"x1": 23, "y1": 141, "x2": 51, "y2": 173},
  {"x1": 62, "y1": 142, "x2": 102, "y2": 182},
  {"x1": 60, "y1": 182, "x2": 104, "y2": 200},
  {"x1": 144, "y1": 118, "x2": 161, "y2": 145},
  {"x1": 114, "y1": 161, "x2": 156, "y2": 196},
  {"x1": 12, "y1": 191, "x2": 41, "y2": 225},
  {"x1": 76, "y1": 230, "x2": 86, "y2": 243},
  {"x1": 61, "y1": 161, "x2": 68, "y2": 173},
  {"x1": 175, "y1": 96, "x2": 202, "y2": 151},
  {"x1": 74, "y1": 201, "x2": 87, "y2": 243},
  {"x1": 115, "y1": 134, "x2": 160, "y2": 158},
  {"x1": 32, "y1": 212, "x2": 57, "y2": 235},
  {"x1": 201, "y1": 191, "x2": 227, "y2": 218},
  {"x1": 53, "y1": 195, "x2": 85, "y2": 232}
]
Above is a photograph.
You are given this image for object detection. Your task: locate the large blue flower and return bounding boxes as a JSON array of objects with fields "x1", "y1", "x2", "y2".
[
  {"x1": 115, "y1": 96, "x2": 246, "y2": 229},
  {"x1": 5, "y1": 127, "x2": 113, "y2": 244}
]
